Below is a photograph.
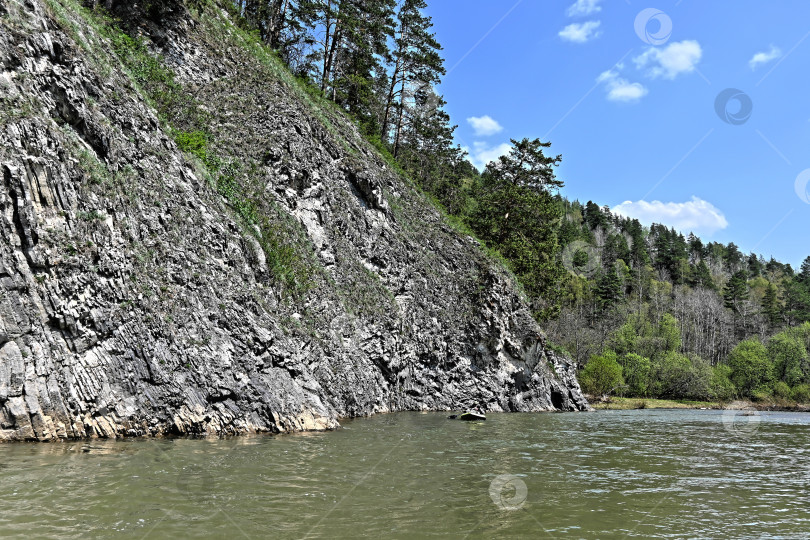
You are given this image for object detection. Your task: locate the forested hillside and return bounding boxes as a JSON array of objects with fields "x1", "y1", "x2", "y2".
[
  {"x1": 549, "y1": 201, "x2": 810, "y2": 402},
  {"x1": 234, "y1": 0, "x2": 810, "y2": 405}
]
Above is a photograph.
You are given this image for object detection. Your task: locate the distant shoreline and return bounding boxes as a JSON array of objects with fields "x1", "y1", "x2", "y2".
[{"x1": 589, "y1": 396, "x2": 810, "y2": 412}]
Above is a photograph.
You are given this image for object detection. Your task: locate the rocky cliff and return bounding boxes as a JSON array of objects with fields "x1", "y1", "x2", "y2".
[{"x1": 0, "y1": 0, "x2": 588, "y2": 441}]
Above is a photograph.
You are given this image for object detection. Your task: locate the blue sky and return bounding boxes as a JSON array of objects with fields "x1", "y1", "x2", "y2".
[{"x1": 424, "y1": 0, "x2": 810, "y2": 267}]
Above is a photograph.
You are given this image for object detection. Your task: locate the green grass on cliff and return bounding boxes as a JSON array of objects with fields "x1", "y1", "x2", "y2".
[
  {"x1": 43, "y1": 0, "x2": 317, "y2": 298},
  {"x1": 42, "y1": 0, "x2": 528, "y2": 322}
]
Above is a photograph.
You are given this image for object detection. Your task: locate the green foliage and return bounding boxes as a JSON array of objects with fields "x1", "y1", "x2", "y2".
[
  {"x1": 0, "y1": 94, "x2": 38, "y2": 126},
  {"x1": 727, "y1": 340, "x2": 773, "y2": 396},
  {"x1": 612, "y1": 320, "x2": 638, "y2": 355},
  {"x1": 610, "y1": 311, "x2": 681, "y2": 361},
  {"x1": 649, "y1": 352, "x2": 711, "y2": 400},
  {"x1": 255, "y1": 211, "x2": 316, "y2": 296},
  {"x1": 57, "y1": 1, "x2": 316, "y2": 297},
  {"x1": 572, "y1": 249, "x2": 589, "y2": 269},
  {"x1": 579, "y1": 351, "x2": 624, "y2": 397},
  {"x1": 724, "y1": 270, "x2": 750, "y2": 312},
  {"x1": 554, "y1": 195, "x2": 810, "y2": 402},
  {"x1": 103, "y1": 23, "x2": 205, "y2": 131},
  {"x1": 363, "y1": 132, "x2": 407, "y2": 177},
  {"x1": 761, "y1": 282, "x2": 781, "y2": 328},
  {"x1": 791, "y1": 383, "x2": 810, "y2": 403},
  {"x1": 466, "y1": 138, "x2": 566, "y2": 320},
  {"x1": 767, "y1": 331, "x2": 809, "y2": 387},
  {"x1": 751, "y1": 387, "x2": 773, "y2": 402},
  {"x1": 772, "y1": 380, "x2": 792, "y2": 399},
  {"x1": 597, "y1": 311, "x2": 744, "y2": 401},
  {"x1": 596, "y1": 267, "x2": 623, "y2": 311},
  {"x1": 108, "y1": 31, "x2": 173, "y2": 87},
  {"x1": 174, "y1": 130, "x2": 211, "y2": 164},
  {"x1": 659, "y1": 313, "x2": 682, "y2": 353},
  {"x1": 75, "y1": 147, "x2": 110, "y2": 185},
  {"x1": 688, "y1": 259, "x2": 715, "y2": 290},
  {"x1": 77, "y1": 210, "x2": 106, "y2": 221},
  {"x1": 619, "y1": 353, "x2": 651, "y2": 396},
  {"x1": 547, "y1": 341, "x2": 572, "y2": 358},
  {"x1": 709, "y1": 364, "x2": 736, "y2": 401}
]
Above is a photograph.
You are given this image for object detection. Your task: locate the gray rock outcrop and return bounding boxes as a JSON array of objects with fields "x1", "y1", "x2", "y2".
[{"x1": 0, "y1": 0, "x2": 588, "y2": 441}]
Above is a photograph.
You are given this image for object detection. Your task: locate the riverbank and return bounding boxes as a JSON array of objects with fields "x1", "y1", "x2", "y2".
[
  {"x1": 589, "y1": 397, "x2": 810, "y2": 411},
  {"x1": 590, "y1": 397, "x2": 719, "y2": 410}
]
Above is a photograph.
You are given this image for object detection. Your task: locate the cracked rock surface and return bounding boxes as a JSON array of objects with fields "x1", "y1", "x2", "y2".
[{"x1": 0, "y1": 0, "x2": 589, "y2": 441}]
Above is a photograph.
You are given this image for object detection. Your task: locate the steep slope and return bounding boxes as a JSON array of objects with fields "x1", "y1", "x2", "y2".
[{"x1": 0, "y1": 0, "x2": 588, "y2": 441}]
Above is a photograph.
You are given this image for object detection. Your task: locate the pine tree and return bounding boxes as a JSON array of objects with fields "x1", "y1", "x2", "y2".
[
  {"x1": 761, "y1": 282, "x2": 781, "y2": 329},
  {"x1": 784, "y1": 278, "x2": 810, "y2": 326},
  {"x1": 799, "y1": 256, "x2": 810, "y2": 286},
  {"x1": 335, "y1": 0, "x2": 396, "y2": 132},
  {"x1": 628, "y1": 219, "x2": 648, "y2": 268},
  {"x1": 398, "y1": 87, "x2": 468, "y2": 212},
  {"x1": 584, "y1": 201, "x2": 605, "y2": 230},
  {"x1": 237, "y1": 0, "x2": 308, "y2": 60},
  {"x1": 724, "y1": 242, "x2": 742, "y2": 272},
  {"x1": 724, "y1": 270, "x2": 749, "y2": 312},
  {"x1": 747, "y1": 252, "x2": 762, "y2": 277},
  {"x1": 689, "y1": 259, "x2": 714, "y2": 290},
  {"x1": 596, "y1": 267, "x2": 623, "y2": 311},
  {"x1": 603, "y1": 233, "x2": 630, "y2": 267},
  {"x1": 765, "y1": 257, "x2": 783, "y2": 279},
  {"x1": 380, "y1": 0, "x2": 444, "y2": 156},
  {"x1": 687, "y1": 233, "x2": 703, "y2": 261},
  {"x1": 468, "y1": 138, "x2": 565, "y2": 320},
  {"x1": 300, "y1": 0, "x2": 394, "y2": 114},
  {"x1": 724, "y1": 270, "x2": 751, "y2": 338}
]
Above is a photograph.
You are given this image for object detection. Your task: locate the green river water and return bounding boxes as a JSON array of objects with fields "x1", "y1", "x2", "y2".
[{"x1": 1, "y1": 409, "x2": 809, "y2": 539}]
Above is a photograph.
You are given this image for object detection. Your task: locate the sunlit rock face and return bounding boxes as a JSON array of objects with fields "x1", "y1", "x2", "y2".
[{"x1": 0, "y1": 0, "x2": 588, "y2": 441}]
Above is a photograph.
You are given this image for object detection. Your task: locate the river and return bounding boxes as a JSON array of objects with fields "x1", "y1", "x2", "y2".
[{"x1": 1, "y1": 409, "x2": 809, "y2": 538}]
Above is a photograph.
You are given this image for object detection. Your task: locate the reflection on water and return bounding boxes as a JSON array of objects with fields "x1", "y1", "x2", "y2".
[{"x1": 1, "y1": 410, "x2": 809, "y2": 539}]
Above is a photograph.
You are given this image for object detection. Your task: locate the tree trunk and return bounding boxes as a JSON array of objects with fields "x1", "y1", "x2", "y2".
[
  {"x1": 381, "y1": 21, "x2": 407, "y2": 141},
  {"x1": 380, "y1": 60, "x2": 401, "y2": 141},
  {"x1": 268, "y1": 0, "x2": 289, "y2": 49},
  {"x1": 393, "y1": 78, "x2": 406, "y2": 157},
  {"x1": 320, "y1": 1, "x2": 334, "y2": 93}
]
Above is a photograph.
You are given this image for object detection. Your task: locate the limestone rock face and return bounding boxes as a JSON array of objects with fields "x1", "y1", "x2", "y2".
[{"x1": 0, "y1": 0, "x2": 589, "y2": 441}]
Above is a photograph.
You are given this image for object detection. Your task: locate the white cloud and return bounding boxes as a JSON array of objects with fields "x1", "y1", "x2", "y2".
[
  {"x1": 597, "y1": 67, "x2": 648, "y2": 102},
  {"x1": 566, "y1": 0, "x2": 601, "y2": 17},
  {"x1": 633, "y1": 40, "x2": 703, "y2": 79},
  {"x1": 559, "y1": 21, "x2": 602, "y2": 43},
  {"x1": 749, "y1": 45, "x2": 781, "y2": 70},
  {"x1": 467, "y1": 141, "x2": 512, "y2": 171},
  {"x1": 613, "y1": 197, "x2": 729, "y2": 235},
  {"x1": 467, "y1": 115, "x2": 503, "y2": 137}
]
